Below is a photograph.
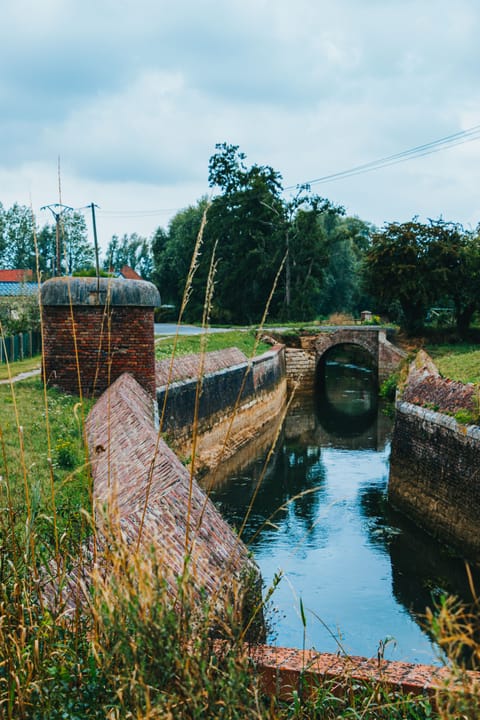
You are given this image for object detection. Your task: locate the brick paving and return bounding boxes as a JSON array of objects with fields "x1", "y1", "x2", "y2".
[
  {"x1": 248, "y1": 644, "x2": 480, "y2": 701},
  {"x1": 402, "y1": 349, "x2": 477, "y2": 415},
  {"x1": 155, "y1": 348, "x2": 247, "y2": 387},
  {"x1": 86, "y1": 372, "x2": 256, "y2": 601}
]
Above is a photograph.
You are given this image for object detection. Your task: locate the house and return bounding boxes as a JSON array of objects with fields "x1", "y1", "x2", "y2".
[
  {"x1": 0, "y1": 270, "x2": 38, "y2": 298},
  {"x1": 118, "y1": 265, "x2": 143, "y2": 281}
]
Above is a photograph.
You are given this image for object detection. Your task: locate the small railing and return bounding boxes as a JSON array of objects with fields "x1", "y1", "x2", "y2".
[{"x1": 0, "y1": 330, "x2": 42, "y2": 363}]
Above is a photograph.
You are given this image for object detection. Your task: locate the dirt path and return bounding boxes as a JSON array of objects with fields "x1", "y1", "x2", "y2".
[{"x1": 0, "y1": 368, "x2": 41, "y2": 385}]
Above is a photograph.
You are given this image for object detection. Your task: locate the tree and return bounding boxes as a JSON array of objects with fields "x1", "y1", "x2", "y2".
[
  {"x1": 283, "y1": 190, "x2": 343, "y2": 320},
  {"x1": 151, "y1": 199, "x2": 209, "y2": 316},
  {"x1": 438, "y1": 226, "x2": 480, "y2": 337},
  {"x1": 103, "y1": 233, "x2": 153, "y2": 279},
  {"x1": 318, "y1": 215, "x2": 374, "y2": 317},
  {"x1": 363, "y1": 220, "x2": 435, "y2": 334},
  {"x1": 3, "y1": 203, "x2": 36, "y2": 270},
  {"x1": 363, "y1": 218, "x2": 480, "y2": 335},
  {"x1": 0, "y1": 202, "x2": 6, "y2": 265},
  {"x1": 206, "y1": 143, "x2": 286, "y2": 323},
  {"x1": 36, "y1": 211, "x2": 94, "y2": 276}
]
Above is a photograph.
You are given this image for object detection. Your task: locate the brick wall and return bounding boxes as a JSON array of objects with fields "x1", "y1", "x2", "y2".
[
  {"x1": 43, "y1": 304, "x2": 156, "y2": 397},
  {"x1": 389, "y1": 402, "x2": 480, "y2": 560},
  {"x1": 157, "y1": 346, "x2": 285, "y2": 437},
  {"x1": 156, "y1": 346, "x2": 287, "y2": 473},
  {"x1": 284, "y1": 347, "x2": 316, "y2": 394},
  {"x1": 86, "y1": 372, "x2": 262, "y2": 633}
]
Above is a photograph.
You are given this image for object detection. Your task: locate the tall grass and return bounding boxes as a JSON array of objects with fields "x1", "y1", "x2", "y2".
[{"x1": 0, "y1": 210, "x2": 478, "y2": 717}]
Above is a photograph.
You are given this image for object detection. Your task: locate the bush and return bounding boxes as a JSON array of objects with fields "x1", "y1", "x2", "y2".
[{"x1": 379, "y1": 374, "x2": 398, "y2": 401}]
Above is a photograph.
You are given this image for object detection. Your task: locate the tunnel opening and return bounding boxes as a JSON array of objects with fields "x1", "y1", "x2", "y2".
[{"x1": 315, "y1": 343, "x2": 378, "y2": 437}]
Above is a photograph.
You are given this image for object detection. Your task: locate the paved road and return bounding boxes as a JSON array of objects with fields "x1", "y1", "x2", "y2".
[
  {"x1": 154, "y1": 324, "x2": 232, "y2": 336},
  {"x1": 0, "y1": 368, "x2": 41, "y2": 385}
]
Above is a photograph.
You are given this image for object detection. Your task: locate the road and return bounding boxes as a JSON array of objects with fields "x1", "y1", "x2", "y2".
[{"x1": 154, "y1": 324, "x2": 232, "y2": 336}]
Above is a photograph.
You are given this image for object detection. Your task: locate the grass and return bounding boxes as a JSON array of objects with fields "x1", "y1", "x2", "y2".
[
  {"x1": 0, "y1": 357, "x2": 472, "y2": 718},
  {"x1": 0, "y1": 376, "x2": 93, "y2": 552},
  {"x1": 425, "y1": 344, "x2": 480, "y2": 384},
  {"x1": 2, "y1": 289, "x2": 480, "y2": 717},
  {"x1": 0, "y1": 354, "x2": 41, "y2": 381},
  {"x1": 155, "y1": 328, "x2": 272, "y2": 360}
]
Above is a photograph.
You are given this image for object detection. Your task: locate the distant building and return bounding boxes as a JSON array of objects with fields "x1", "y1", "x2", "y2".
[
  {"x1": 0, "y1": 270, "x2": 38, "y2": 298},
  {"x1": 118, "y1": 265, "x2": 143, "y2": 281},
  {"x1": 106, "y1": 265, "x2": 144, "y2": 281}
]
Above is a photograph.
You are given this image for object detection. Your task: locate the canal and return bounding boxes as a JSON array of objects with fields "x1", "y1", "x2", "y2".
[{"x1": 204, "y1": 345, "x2": 478, "y2": 664}]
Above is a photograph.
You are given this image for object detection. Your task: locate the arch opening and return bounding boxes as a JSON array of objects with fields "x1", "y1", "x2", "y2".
[{"x1": 315, "y1": 343, "x2": 378, "y2": 437}]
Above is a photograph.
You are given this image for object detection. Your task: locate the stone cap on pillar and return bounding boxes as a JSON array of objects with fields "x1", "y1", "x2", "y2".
[{"x1": 41, "y1": 276, "x2": 161, "y2": 307}]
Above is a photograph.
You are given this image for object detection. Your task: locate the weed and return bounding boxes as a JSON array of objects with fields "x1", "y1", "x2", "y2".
[{"x1": 379, "y1": 373, "x2": 398, "y2": 401}]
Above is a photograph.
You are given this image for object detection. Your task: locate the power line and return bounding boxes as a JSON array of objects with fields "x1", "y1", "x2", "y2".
[
  {"x1": 284, "y1": 123, "x2": 480, "y2": 191},
  {"x1": 97, "y1": 208, "x2": 180, "y2": 217}
]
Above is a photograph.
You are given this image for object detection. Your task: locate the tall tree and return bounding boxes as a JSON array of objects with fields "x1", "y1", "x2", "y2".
[
  {"x1": 284, "y1": 190, "x2": 343, "y2": 320},
  {"x1": 3, "y1": 203, "x2": 36, "y2": 270},
  {"x1": 36, "y1": 211, "x2": 94, "y2": 276},
  {"x1": 151, "y1": 199, "x2": 209, "y2": 315},
  {"x1": 206, "y1": 143, "x2": 285, "y2": 323},
  {"x1": 434, "y1": 224, "x2": 480, "y2": 337},
  {"x1": 363, "y1": 218, "x2": 479, "y2": 335},
  {"x1": 103, "y1": 233, "x2": 152, "y2": 279},
  {"x1": 0, "y1": 202, "x2": 6, "y2": 265},
  {"x1": 318, "y1": 215, "x2": 374, "y2": 317}
]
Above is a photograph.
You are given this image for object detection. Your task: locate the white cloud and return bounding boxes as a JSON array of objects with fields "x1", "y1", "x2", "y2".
[{"x1": 1, "y1": 0, "x2": 480, "y2": 242}]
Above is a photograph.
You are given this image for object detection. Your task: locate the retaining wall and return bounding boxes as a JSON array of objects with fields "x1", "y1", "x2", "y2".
[
  {"x1": 156, "y1": 345, "x2": 287, "y2": 472},
  {"x1": 389, "y1": 401, "x2": 480, "y2": 561},
  {"x1": 86, "y1": 371, "x2": 261, "y2": 624}
]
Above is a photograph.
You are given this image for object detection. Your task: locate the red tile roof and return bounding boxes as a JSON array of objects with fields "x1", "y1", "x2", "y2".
[
  {"x1": 0, "y1": 269, "x2": 34, "y2": 282},
  {"x1": 120, "y1": 265, "x2": 143, "y2": 281}
]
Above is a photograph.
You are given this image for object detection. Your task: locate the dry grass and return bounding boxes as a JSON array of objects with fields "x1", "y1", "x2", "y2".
[{"x1": 0, "y1": 210, "x2": 478, "y2": 717}]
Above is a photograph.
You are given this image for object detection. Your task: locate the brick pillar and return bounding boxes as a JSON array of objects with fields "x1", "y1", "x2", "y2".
[{"x1": 41, "y1": 277, "x2": 160, "y2": 397}]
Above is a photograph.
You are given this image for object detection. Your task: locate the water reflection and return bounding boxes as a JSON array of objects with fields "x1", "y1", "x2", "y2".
[{"x1": 204, "y1": 352, "x2": 478, "y2": 664}]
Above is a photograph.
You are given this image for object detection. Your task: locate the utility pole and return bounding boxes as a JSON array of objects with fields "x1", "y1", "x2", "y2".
[
  {"x1": 40, "y1": 203, "x2": 74, "y2": 276},
  {"x1": 90, "y1": 203, "x2": 100, "y2": 293}
]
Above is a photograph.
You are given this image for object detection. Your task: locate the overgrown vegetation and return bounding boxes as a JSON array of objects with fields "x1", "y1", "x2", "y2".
[
  {"x1": 2, "y1": 176, "x2": 480, "y2": 713},
  {"x1": 1, "y1": 330, "x2": 480, "y2": 716}
]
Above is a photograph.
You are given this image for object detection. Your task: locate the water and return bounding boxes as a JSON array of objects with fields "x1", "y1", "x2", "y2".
[{"x1": 205, "y1": 351, "x2": 478, "y2": 664}]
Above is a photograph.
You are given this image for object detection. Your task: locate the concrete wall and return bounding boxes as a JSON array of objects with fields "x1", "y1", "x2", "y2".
[
  {"x1": 389, "y1": 401, "x2": 480, "y2": 561},
  {"x1": 157, "y1": 346, "x2": 287, "y2": 473}
]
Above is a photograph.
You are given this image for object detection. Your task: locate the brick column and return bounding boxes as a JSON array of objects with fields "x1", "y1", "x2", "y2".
[{"x1": 41, "y1": 277, "x2": 160, "y2": 397}]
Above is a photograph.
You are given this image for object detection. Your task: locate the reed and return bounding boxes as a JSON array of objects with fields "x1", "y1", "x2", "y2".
[{"x1": 0, "y1": 215, "x2": 477, "y2": 717}]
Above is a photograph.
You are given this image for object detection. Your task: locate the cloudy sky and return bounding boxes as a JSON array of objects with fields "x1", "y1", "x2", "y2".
[{"x1": 2, "y1": 0, "x2": 480, "y2": 251}]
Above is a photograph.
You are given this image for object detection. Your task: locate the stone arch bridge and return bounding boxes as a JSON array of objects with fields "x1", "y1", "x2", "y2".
[{"x1": 277, "y1": 326, "x2": 407, "y2": 394}]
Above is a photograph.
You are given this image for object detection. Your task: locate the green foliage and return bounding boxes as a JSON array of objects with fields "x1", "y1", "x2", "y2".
[
  {"x1": 379, "y1": 373, "x2": 398, "y2": 401},
  {"x1": 54, "y1": 437, "x2": 78, "y2": 469},
  {"x1": 2, "y1": 203, "x2": 36, "y2": 269},
  {"x1": 103, "y1": 232, "x2": 153, "y2": 279},
  {"x1": 0, "y1": 203, "x2": 95, "y2": 278},
  {"x1": 72, "y1": 267, "x2": 112, "y2": 277},
  {"x1": 363, "y1": 218, "x2": 480, "y2": 336},
  {"x1": 0, "y1": 378, "x2": 92, "y2": 549},
  {"x1": 425, "y1": 344, "x2": 480, "y2": 384},
  {"x1": 0, "y1": 291, "x2": 40, "y2": 334},
  {"x1": 453, "y1": 409, "x2": 477, "y2": 426},
  {"x1": 151, "y1": 144, "x2": 367, "y2": 325},
  {"x1": 35, "y1": 210, "x2": 94, "y2": 276}
]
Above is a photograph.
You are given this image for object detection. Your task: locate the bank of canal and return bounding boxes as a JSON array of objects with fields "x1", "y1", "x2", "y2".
[{"x1": 205, "y1": 351, "x2": 478, "y2": 665}]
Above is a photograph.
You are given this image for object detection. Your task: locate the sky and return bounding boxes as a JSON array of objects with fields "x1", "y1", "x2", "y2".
[{"x1": 2, "y1": 0, "x2": 480, "y2": 254}]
